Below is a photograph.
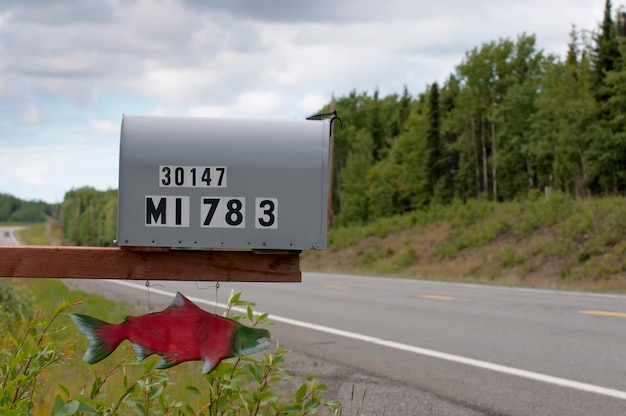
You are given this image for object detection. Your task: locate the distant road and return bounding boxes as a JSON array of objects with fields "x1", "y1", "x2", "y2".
[
  {"x1": 4, "y1": 224, "x2": 626, "y2": 415},
  {"x1": 0, "y1": 226, "x2": 22, "y2": 245}
]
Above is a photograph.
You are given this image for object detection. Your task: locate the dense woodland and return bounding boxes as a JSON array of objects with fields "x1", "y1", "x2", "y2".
[
  {"x1": 326, "y1": 0, "x2": 626, "y2": 226},
  {"x1": 57, "y1": 0, "x2": 626, "y2": 244},
  {"x1": 0, "y1": 193, "x2": 54, "y2": 223},
  {"x1": 60, "y1": 188, "x2": 117, "y2": 246}
]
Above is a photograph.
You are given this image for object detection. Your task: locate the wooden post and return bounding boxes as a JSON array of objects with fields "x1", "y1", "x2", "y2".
[{"x1": 0, "y1": 246, "x2": 301, "y2": 282}]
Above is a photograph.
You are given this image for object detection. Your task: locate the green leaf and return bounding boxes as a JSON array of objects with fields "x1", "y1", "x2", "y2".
[
  {"x1": 281, "y1": 404, "x2": 303, "y2": 413},
  {"x1": 216, "y1": 395, "x2": 229, "y2": 411},
  {"x1": 143, "y1": 355, "x2": 159, "y2": 373},
  {"x1": 77, "y1": 402, "x2": 97, "y2": 414},
  {"x1": 56, "y1": 384, "x2": 70, "y2": 399},
  {"x1": 234, "y1": 300, "x2": 255, "y2": 307},
  {"x1": 304, "y1": 398, "x2": 320, "y2": 410},
  {"x1": 228, "y1": 291, "x2": 241, "y2": 305},
  {"x1": 247, "y1": 306, "x2": 253, "y2": 324},
  {"x1": 186, "y1": 386, "x2": 202, "y2": 398},
  {"x1": 322, "y1": 399, "x2": 342, "y2": 408},
  {"x1": 295, "y1": 384, "x2": 307, "y2": 402},
  {"x1": 247, "y1": 362, "x2": 263, "y2": 382},
  {"x1": 51, "y1": 395, "x2": 64, "y2": 415},
  {"x1": 149, "y1": 385, "x2": 164, "y2": 400},
  {"x1": 51, "y1": 399, "x2": 80, "y2": 416}
]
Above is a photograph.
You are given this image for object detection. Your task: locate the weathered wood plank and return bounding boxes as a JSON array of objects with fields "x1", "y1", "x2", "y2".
[{"x1": 0, "y1": 246, "x2": 301, "y2": 282}]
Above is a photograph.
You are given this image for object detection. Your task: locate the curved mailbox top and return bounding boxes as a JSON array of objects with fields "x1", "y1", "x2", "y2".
[{"x1": 117, "y1": 115, "x2": 330, "y2": 250}]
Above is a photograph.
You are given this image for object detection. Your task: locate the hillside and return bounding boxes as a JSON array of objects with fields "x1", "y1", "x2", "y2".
[{"x1": 301, "y1": 194, "x2": 626, "y2": 293}]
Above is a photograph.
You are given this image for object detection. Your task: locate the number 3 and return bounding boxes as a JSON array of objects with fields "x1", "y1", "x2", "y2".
[
  {"x1": 255, "y1": 198, "x2": 278, "y2": 229},
  {"x1": 161, "y1": 166, "x2": 171, "y2": 186}
]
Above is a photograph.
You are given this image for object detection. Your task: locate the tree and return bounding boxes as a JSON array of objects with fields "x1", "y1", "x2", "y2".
[{"x1": 335, "y1": 129, "x2": 374, "y2": 226}]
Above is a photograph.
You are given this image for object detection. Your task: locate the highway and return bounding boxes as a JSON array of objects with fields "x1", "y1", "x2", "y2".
[
  {"x1": 0, "y1": 226, "x2": 22, "y2": 245},
  {"x1": 64, "y1": 274, "x2": 626, "y2": 415},
  {"x1": 3, "y1": 225, "x2": 626, "y2": 415}
]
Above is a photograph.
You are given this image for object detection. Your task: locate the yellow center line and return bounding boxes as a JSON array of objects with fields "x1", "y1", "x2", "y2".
[
  {"x1": 579, "y1": 310, "x2": 626, "y2": 318},
  {"x1": 419, "y1": 294, "x2": 455, "y2": 301},
  {"x1": 325, "y1": 284, "x2": 349, "y2": 290}
]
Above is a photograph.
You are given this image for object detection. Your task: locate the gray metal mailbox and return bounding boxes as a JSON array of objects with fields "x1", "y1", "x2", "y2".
[{"x1": 117, "y1": 115, "x2": 330, "y2": 250}]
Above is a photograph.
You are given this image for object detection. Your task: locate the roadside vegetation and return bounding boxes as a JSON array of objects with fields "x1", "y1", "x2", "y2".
[
  {"x1": 15, "y1": 219, "x2": 63, "y2": 246},
  {"x1": 0, "y1": 193, "x2": 57, "y2": 224},
  {"x1": 0, "y1": 278, "x2": 340, "y2": 415},
  {"x1": 3, "y1": 219, "x2": 340, "y2": 414},
  {"x1": 303, "y1": 193, "x2": 626, "y2": 292}
]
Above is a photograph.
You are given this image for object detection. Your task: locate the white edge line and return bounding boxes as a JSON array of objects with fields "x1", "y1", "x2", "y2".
[{"x1": 104, "y1": 279, "x2": 626, "y2": 401}]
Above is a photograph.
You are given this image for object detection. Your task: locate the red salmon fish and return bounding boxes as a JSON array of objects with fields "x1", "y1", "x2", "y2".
[{"x1": 71, "y1": 292, "x2": 271, "y2": 373}]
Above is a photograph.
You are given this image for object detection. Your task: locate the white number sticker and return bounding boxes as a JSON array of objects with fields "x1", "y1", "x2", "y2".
[
  {"x1": 145, "y1": 195, "x2": 190, "y2": 227},
  {"x1": 201, "y1": 197, "x2": 245, "y2": 228},
  {"x1": 255, "y1": 198, "x2": 278, "y2": 229},
  {"x1": 160, "y1": 166, "x2": 227, "y2": 188}
]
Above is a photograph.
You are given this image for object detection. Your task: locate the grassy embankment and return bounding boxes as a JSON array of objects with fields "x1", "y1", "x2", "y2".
[
  {"x1": 302, "y1": 193, "x2": 626, "y2": 293},
  {"x1": 14, "y1": 219, "x2": 63, "y2": 245}
]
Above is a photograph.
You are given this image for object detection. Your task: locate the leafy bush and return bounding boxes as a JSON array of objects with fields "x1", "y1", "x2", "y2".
[
  {"x1": 0, "y1": 279, "x2": 32, "y2": 334},
  {"x1": 0, "y1": 290, "x2": 342, "y2": 415},
  {"x1": 1, "y1": 299, "x2": 77, "y2": 415}
]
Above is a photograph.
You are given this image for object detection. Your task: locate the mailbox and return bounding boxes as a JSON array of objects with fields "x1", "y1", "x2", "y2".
[{"x1": 116, "y1": 115, "x2": 331, "y2": 250}]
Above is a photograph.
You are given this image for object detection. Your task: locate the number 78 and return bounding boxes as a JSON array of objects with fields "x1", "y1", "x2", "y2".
[{"x1": 200, "y1": 197, "x2": 277, "y2": 229}]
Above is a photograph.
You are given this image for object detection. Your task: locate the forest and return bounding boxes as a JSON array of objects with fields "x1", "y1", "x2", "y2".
[
  {"x1": 325, "y1": 0, "x2": 626, "y2": 227},
  {"x1": 0, "y1": 193, "x2": 54, "y2": 223},
  {"x1": 58, "y1": 0, "x2": 626, "y2": 244}
]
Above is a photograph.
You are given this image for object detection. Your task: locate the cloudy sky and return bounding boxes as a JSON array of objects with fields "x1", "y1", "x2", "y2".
[{"x1": 0, "y1": 0, "x2": 616, "y2": 203}]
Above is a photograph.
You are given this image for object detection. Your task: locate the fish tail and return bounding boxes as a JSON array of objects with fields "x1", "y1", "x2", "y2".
[{"x1": 71, "y1": 313, "x2": 124, "y2": 364}]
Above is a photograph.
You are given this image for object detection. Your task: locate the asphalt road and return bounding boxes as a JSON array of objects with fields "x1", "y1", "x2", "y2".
[
  {"x1": 61, "y1": 274, "x2": 626, "y2": 416},
  {"x1": 3, "y1": 225, "x2": 626, "y2": 415},
  {"x1": 0, "y1": 226, "x2": 22, "y2": 245}
]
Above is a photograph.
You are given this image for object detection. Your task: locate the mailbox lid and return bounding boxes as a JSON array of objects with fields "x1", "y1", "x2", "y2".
[{"x1": 117, "y1": 115, "x2": 330, "y2": 250}]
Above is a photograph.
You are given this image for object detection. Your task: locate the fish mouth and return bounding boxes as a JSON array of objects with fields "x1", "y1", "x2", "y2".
[{"x1": 241, "y1": 337, "x2": 271, "y2": 355}]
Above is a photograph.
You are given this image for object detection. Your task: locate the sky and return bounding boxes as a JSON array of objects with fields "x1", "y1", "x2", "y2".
[{"x1": 0, "y1": 0, "x2": 617, "y2": 203}]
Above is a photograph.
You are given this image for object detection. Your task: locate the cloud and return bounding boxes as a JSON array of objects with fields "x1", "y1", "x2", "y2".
[
  {"x1": 0, "y1": 0, "x2": 614, "y2": 203},
  {"x1": 21, "y1": 104, "x2": 42, "y2": 124},
  {"x1": 297, "y1": 93, "x2": 328, "y2": 116},
  {"x1": 89, "y1": 118, "x2": 119, "y2": 135},
  {"x1": 14, "y1": 160, "x2": 47, "y2": 186},
  {"x1": 0, "y1": 143, "x2": 119, "y2": 202}
]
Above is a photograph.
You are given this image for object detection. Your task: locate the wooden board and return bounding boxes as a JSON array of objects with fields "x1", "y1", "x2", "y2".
[{"x1": 0, "y1": 246, "x2": 301, "y2": 282}]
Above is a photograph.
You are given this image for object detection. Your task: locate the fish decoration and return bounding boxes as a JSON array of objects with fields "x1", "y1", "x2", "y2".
[{"x1": 71, "y1": 292, "x2": 271, "y2": 373}]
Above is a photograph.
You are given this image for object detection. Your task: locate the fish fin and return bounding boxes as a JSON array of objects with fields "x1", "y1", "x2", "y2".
[
  {"x1": 132, "y1": 343, "x2": 151, "y2": 362},
  {"x1": 156, "y1": 355, "x2": 178, "y2": 370},
  {"x1": 167, "y1": 292, "x2": 203, "y2": 312},
  {"x1": 71, "y1": 313, "x2": 121, "y2": 364},
  {"x1": 202, "y1": 358, "x2": 216, "y2": 374}
]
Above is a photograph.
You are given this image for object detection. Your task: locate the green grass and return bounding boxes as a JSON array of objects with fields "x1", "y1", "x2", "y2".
[
  {"x1": 15, "y1": 223, "x2": 49, "y2": 245},
  {"x1": 14, "y1": 219, "x2": 63, "y2": 245}
]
